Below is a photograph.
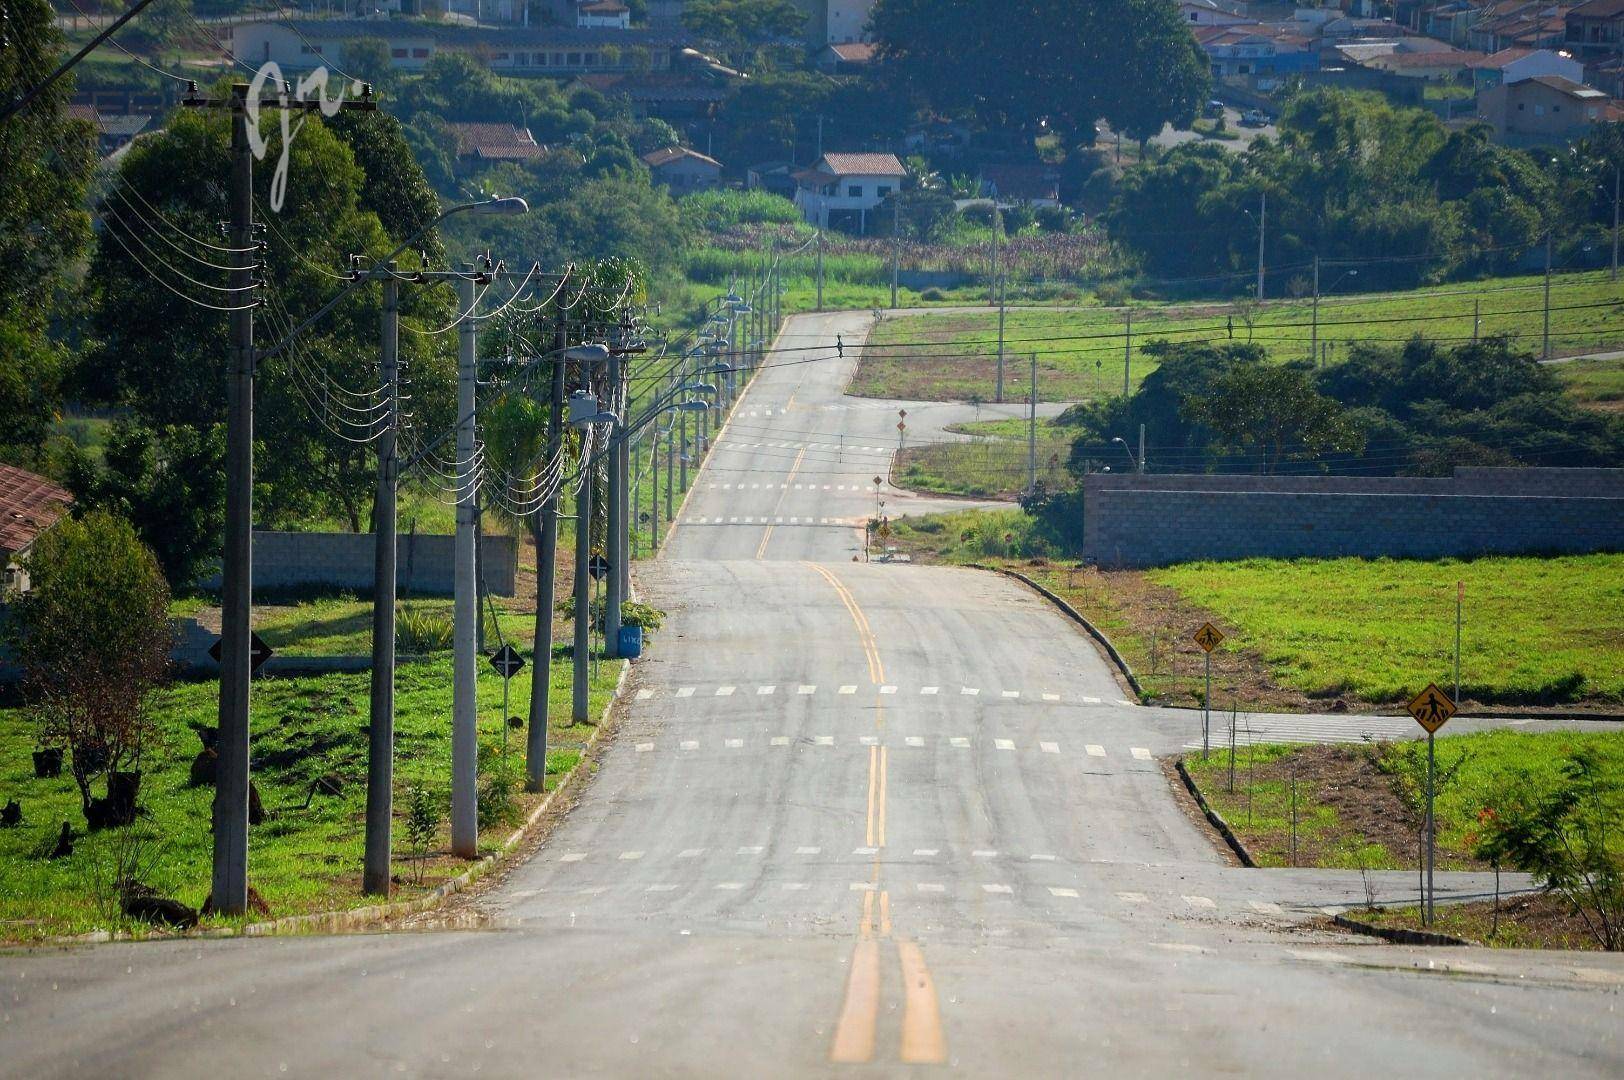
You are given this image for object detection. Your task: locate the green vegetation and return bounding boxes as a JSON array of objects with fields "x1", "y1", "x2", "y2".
[
  {"x1": 0, "y1": 655, "x2": 624, "y2": 941},
  {"x1": 1151, "y1": 554, "x2": 1624, "y2": 705},
  {"x1": 893, "y1": 438, "x2": 1073, "y2": 498},
  {"x1": 1559, "y1": 355, "x2": 1624, "y2": 412},
  {"x1": 856, "y1": 270, "x2": 1624, "y2": 402}
]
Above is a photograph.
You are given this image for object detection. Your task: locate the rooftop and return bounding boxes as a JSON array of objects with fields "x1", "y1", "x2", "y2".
[
  {"x1": 642, "y1": 145, "x2": 722, "y2": 169},
  {"x1": 0, "y1": 465, "x2": 72, "y2": 559},
  {"x1": 817, "y1": 152, "x2": 906, "y2": 176}
]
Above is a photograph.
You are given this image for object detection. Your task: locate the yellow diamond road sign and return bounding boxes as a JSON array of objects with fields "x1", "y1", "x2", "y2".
[
  {"x1": 1407, "y1": 683, "x2": 1457, "y2": 734},
  {"x1": 1193, "y1": 623, "x2": 1225, "y2": 653}
]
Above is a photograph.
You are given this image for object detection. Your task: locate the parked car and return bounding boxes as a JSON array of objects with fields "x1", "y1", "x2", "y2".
[
  {"x1": 1204, "y1": 99, "x2": 1225, "y2": 119},
  {"x1": 1240, "y1": 108, "x2": 1270, "y2": 128}
]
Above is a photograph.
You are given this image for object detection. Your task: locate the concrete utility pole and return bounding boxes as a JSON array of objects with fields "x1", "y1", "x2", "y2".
[
  {"x1": 996, "y1": 208, "x2": 1006, "y2": 404},
  {"x1": 649, "y1": 427, "x2": 661, "y2": 550},
  {"x1": 1256, "y1": 191, "x2": 1267, "y2": 302},
  {"x1": 605, "y1": 346, "x2": 624, "y2": 659},
  {"x1": 363, "y1": 266, "x2": 399, "y2": 896},
  {"x1": 1138, "y1": 423, "x2": 1146, "y2": 475},
  {"x1": 451, "y1": 271, "x2": 480, "y2": 857},
  {"x1": 891, "y1": 198, "x2": 901, "y2": 309},
  {"x1": 1613, "y1": 164, "x2": 1620, "y2": 282},
  {"x1": 1027, "y1": 352, "x2": 1037, "y2": 497},
  {"x1": 1543, "y1": 231, "x2": 1552, "y2": 361},
  {"x1": 527, "y1": 307, "x2": 568, "y2": 792},
  {"x1": 572, "y1": 353, "x2": 599, "y2": 724},
  {"x1": 211, "y1": 84, "x2": 256, "y2": 916},
  {"x1": 815, "y1": 231, "x2": 824, "y2": 312},
  {"x1": 1123, "y1": 309, "x2": 1132, "y2": 397},
  {"x1": 1310, "y1": 255, "x2": 1319, "y2": 365}
]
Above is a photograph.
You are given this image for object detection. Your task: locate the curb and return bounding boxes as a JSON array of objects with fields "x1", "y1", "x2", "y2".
[
  {"x1": 1147, "y1": 701, "x2": 1624, "y2": 725},
  {"x1": 42, "y1": 659, "x2": 636, "y2": 948},
  {"x1": 1174, "y1": 757, "x2": 1257, "y2": 868},
  {"x1": 970, "y1": 565, "x2": 1144, "y2": 700},
  {"x1": 1332, "y1": 912, "x2": 1477, "y2": 948}
]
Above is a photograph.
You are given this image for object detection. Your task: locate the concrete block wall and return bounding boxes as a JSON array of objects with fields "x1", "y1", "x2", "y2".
[
  {"x1": 197, "y1": 531, "x2": 517, "y2": 597},
  {"x1": 1082, "y1": 468, "x2": 1624, "y2": 568}
]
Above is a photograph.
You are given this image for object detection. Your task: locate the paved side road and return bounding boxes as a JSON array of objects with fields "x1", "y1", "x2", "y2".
[{"x1": 0, "y1": 311, "x2": 1619, "y2": 1077}]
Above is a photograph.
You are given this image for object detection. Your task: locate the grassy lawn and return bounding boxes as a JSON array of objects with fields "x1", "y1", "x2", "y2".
[
  {"x1": 1180, "y1": 733, "x2": 1623, "y2": 948},
  {"x1": 885, "y1": 512, "x2": 1623, "y2": 711},
  {"x1": 893, "y1": 439, "x2": 1073, "y2": 498},
  {"x1": 852, "y1": 270, "x2": 1624, "y2": 401},
  {"x1": 1557, "y1": 354, "x2": 1624, "y2": 413},
  {"x1": 0, "y1": 649, "x2": 625, "y2": 943}
]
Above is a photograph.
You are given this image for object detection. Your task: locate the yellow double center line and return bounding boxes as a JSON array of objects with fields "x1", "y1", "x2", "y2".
[
  {"x1": 809, "y1": 562, "x2": 946, "y2": 1067},
  {"x1": 755, "y1": 447, "x2": 808, "y2": 560}
]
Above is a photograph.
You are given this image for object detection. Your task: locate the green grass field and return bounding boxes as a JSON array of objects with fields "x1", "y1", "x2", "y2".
[
  {"x1": 0, "y1": 651, "x2": 623, "y2": 941},
  {"x1": 1557, "y1": 354, "x2": 1624, "y2": 412},
  {"x1": 893, "y1": 438, "x2": 1074, "y2": 498},
  {"x1": 853, "y1": 270, "x2": 1624, "y2": 401},
  {"x1": 1182, "y1": 731, "x2": 1624, "y2": 870},
  {"x1": 1150, "y1": 554, "x2": 1624, "y2": 705}
]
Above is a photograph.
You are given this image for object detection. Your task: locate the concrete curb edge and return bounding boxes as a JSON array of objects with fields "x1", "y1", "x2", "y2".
[
  {"x1": 1173, "y1": 756, "x2": 1257, "y2": 869},
  {"x1": 1332, "y1": 912, "x2": 1477, "y2": 948}
]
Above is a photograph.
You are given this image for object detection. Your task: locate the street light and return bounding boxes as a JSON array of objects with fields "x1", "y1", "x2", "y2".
[{"x1": 1111, "y1": 436, "x2": 1140, "y2": 473}]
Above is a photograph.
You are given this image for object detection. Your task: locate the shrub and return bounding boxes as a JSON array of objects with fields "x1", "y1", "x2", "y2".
[
  {"x1": 554, "y1": 596, "x2": 665, "y2": 634},
  {"x1": 9, "y1": 512, "x2": 171, "y2": 828},
  {"x1": 404, "y1": 783, "x2": 441, "y2": 885},
  {"x1": 920, "y1": 287, "x2": 947, "y2": 301},
  {"x1": 396, "y1": 606, "x2": 453, "y2": 653},
  {"x1": 1095, "y1": 282, "x2": 1129, "y2": 307},
  {"x1": 476, "y1": 755, "x2": 523, "y2": 832}
]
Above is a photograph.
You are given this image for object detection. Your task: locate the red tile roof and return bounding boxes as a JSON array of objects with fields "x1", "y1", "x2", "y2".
[
  {"x1": 828, "y1": 42, "x2": 878, "y2": 63},
  {"x1": 818, "y1": 152, "x2": 906, "y2": 176},
  {"x1": 0, "y1": 464, "x2": 71, "y2": 558},
  {"x1": 447, "y1": 122, "x2": 541, "y2": 159},
  {"x1": 641, "y1": 145, "x2": 722, "y2": 169}
]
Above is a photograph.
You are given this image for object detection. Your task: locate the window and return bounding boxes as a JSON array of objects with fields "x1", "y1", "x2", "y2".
[
  {"x1": 568, "y1": 52, "x2": 582, "y2": 65},
  {"x1": 1534, "y1": 104, "x2": 1545, "y2": 116},
  {"x1": 847, "y1": 184, "x2": 862, "y2": 197},
  {"x1": 584, "y1": 53, "x2": 598, "y2": 65},
  {"x1": 494, "y1": 52, "x2": 509, "y2": 61},
  {"x1": 1518, "y1": 102, "x2": 1526, "y2": 110},
  {"x1": 877, "y1": 186, "x2": 892, "y2": 198},
  {"x1": 391, "y1": 47, "x2": 408, "y2": 58},
  {"x1": 412, "y1": 47, "x2": 429, "y2": 58},
  {"x1": 1590, "y1": 106, "x2": 1600, "y2": 118}
]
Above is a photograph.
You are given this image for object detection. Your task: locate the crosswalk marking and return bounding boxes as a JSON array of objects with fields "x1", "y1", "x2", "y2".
[
  {"x1": 716, "y1": 686, "x2": 735, "y2": 696},
  {"x1": 950, "y1": 737, "x2": 970, "y2": 748},
  {"x1": 680, "y1": 740, "x2": 698, "y2": 750},
  {"x1": 921, "y1": 686, "x2": 939, "y2": 695},
  {"x1": 1048, "y1": 887, "x2": 1079, "y2": 898},
  {"x1": 905, "y1": 736, "x2": 924, "y2": 747},
  {"x1": 983, "y1": 884, "x2": 1013, "y2": 894},
  {"x1": 798, "y1": 685, "x2": 817, "y2": 695},
  {"x1": 757, "y1": 685, "x2": 775, "y2": 695},
  {"x1": 994, "y1": 739, "x2": 1015, "y2": 751},
  {"x1": 725, "y1": 738, "x2": 743, "y2": 748},
  {"x1": 1086, "y1": 745, "x2": 1106, "y2": 757},
  {"x1": 839, "y1": 685, "x2": 857, "y2": 695},
  {"x1": 1131, "y1": 747, "x2": 1153, "y2": 760},
  {"x1": 676, "y1": 687, "x2": 695, "y2": 698},
  {"x1": 635, "y1": 689, "x2": 654, "y2": 701},
  {"x1": 1183, "y1": 895, "x2": 1217, "y2": 909},
  {"x1": 1040, "y1": 742, "x2": 1060, "y2": 754}
]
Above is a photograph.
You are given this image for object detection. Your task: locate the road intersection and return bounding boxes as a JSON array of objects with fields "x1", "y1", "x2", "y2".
[{"x1": 0, "y1": 310, "x2": 1618, "y2": 1077}]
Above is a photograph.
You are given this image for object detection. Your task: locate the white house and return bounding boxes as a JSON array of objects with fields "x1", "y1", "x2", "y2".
[
  {"x1": 577, "y1": 1, "x2": 631, "y2": 29},
  {"x1": 793, "y1": 151, "x2": 906, "y2": 232},
  {"x1": 793, "y1": 0, "x2": 878, "y2": 44},
  {"x1": 1469, "y1": 46, "x2": 1586, "y2": 90},
  {"x1": 642, "y1": 145, "x2": 722, "y2": 193},
  {"x1": 1178, "y1": 0, "x2": 1251, "y2": 28}
]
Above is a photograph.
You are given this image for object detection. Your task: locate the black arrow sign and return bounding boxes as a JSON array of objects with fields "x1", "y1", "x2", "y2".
[
  {"x1": 209, "y1": 632, "x2": 274, "y2": 675},
  {"x1": 489, "y1": 644, "x2": 525, "y2": 679}
]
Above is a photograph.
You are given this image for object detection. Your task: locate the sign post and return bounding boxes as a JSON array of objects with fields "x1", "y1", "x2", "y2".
[
  {"x1": 489, "y1": 645, "x2": 526, "y2": 754},
  {"x1": 1193, "y1": 623, "x2": 1225, "y2": 760},
  {"x1": 1406, "y1": 682, "x2": 1457, "y2": 925}
]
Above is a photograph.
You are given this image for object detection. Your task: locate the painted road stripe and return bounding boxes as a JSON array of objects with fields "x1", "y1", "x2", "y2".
[
  {"x1": 647, "y1": 884, "x2": 677, "y2": 892},
  {"x1": 1030, "y1": 854, "x2": 1056, "y2": 862},
  {"x1": 950, "y1": 737, "x2": 970, "y2": 748},
  {"x1": 851, "y1": 882, "x2": 877, "y2": 891},
  {"x1": 1082, "y1": 696, "x2": 1101, "y2": 704},
  {"x1": 860, "y1": 735, "x2": 878, "y2": 746},
  {"x1": 725, "y1": 738, "x2": 744, "y2": 748},
  {"x1": 1086, "y1": 744, "x2": 1106, "y2": 757},
  {"x1": 973, "y1": 850, "x2": 998, "y2": 858},
  {"x1": 771, "y1": 736, "x2": 790, "y2": 746},
  {"x1": 961, "y1": 687, "x2": 980, "y2": 696},
  {"x1": 816, "y1": 735, "x2": 834, "y2": 746},
  {"x1": 676, "y1": 687, "x2": 696, "y2": 698},
  {"x1": 737, "y1": 846, "x2": 764, "y2": 855},
  {"x1": 783, "y1": 883, "x2": 808, "y2": 891},
  {"x1": 758, "y1": 685, "x2": 776, "y2": 695},
  {"x1": 1183, "y1": 895, "x2": 1217, "y2": 909},
  {"x1": 1002, "y1": 690, "x2": 1020, "y2": 699},
  {"x1": 635, "y1": 743, "x2": 654, "y2": 753},
  {"x1": 983, "y1": 884, "x2": 1013, "y2": 894},
  {"x1": 717, "y1": 883, "x2": 743, "y2": 891},
  {"x1": 1040, "y1": 742, "x2": 1060, "y2": 754},
  {"x1": 1042, "y1": 693, "x2": 1060, "y2": 702},
  {"x1": 796, "y1": 846, "x2": 821, "y2": 855},
  {"x1": 619, "y1": 851, "x2": 644, "y2": 861},
  {"x1": 1049, "y1": 887, "x2": 1079, "y2": 898},
  {"x1": 678, "y1": 848, "x2": 704, "y2": 858},
  {"x1": 680, "y1": 740, "x2": 698, "y2": 750},
  {"x1": 798, "y1": 685, "x2": 817, "y2": 695},
  {"x1": 905, "y1": 736, "x2": 925, "y2": 747},
  {"x1": 880, "y1": 685, "x2": 897, "y2": 695},
  {"x1": 914, "y1": 848, "x2": 939, "y2": 856},
  {"x1": 917, "y1": 883, "x2": 945, "y2": 893},
  {"x1": 994, "y1": 739, "x2": 1015, "y2": 751},
  {"x1": 716, "y1": 686, "x2": 735, "y2": 696},
  {"x1": 854, "y1": 846, "x2": 878, "y2": 855},
  {"x1": 921, "y1": 686, "x2": 939, "y2": 695},
  {"x1": 1132, "y1": 747, "x2": 1153, "y2": 760},
  {"x1": 560, "y1": 853, "x2": 586, "y2": 862},
  {"x1": 1117, "y1": 891, "x2": 1148, "y2": 903},
  {"x1": 635, "y1": 689, "x2": 654, "y2": 701},
  {"x1": 839, "y1": 685, "x2": 857, "y2": 695}
]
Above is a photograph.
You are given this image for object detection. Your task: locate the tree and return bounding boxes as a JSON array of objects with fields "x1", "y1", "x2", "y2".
[
  {"x1": 683, "y1": 0, "x2": 805, "y2": 64},
  {"x1": 870, "y1": 0, "x2": 1207, "y2": 146},
  {"x1": 8, "y1": 512, "x2": 171, "y2": 828},
  {"x1": 64, "y1": 421, "x2": 227, "y2": 589},
  {"x1": 1183, "y1": 363, "x2": 1367, "y2": 472},
  {"x1": 0, "y1": 0, "x2": 96, "y2": 467}
]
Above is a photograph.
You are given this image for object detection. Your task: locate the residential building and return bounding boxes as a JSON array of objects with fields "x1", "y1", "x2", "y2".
[
  {"x1": 1567, "y1": 0, "x2": 1624, "y2": 53},
  {"x1": 1178, "y1": 0, "x2": 1252, "y2": 28},
  {"x1": 815, "y1": 40, "x2": 878, "y2": 74},
  {"x1": 1479, "y1": 71, "x2": 1618, "y2": 139},
  {"x1": 447, "y1": 122, "x2": 543, "y2": 171},
  {"x1": 1195, "y1": 22, "x2": 1321, "y2": 83},
  {"x1": 0, "y1": 464, "x2": 71, "y2": 597},
  {"x1": 1466, "y1": 1, "x2": 1573, "y2": 53},
  {"x1": 576, "y1": 1, "x2": 631, "y2": 29},
  {"x1": 642, "y1": 145, "x2": 723, "y2": 192},
  {"x1": 1468, "y1": 45, "x2": 1586, "y2": 88},
  {"x1": 571, "y1": 72, "x2": 730, "y2": 120},
  {"x1": 791, "y1": 0, "x2": 878, "y2": 44},
  {"x1": 977, "y1": 163, "x2": 1061, "y2": 208},
  {"x1": 745, "y1": 160, "x2": 798, "y2": 199},
  {"x1": 67, "y1": 103, "x2": 151, "y2": 156},
  {"x1": 792, "y1": 151, "x2": 906, "y2": 232},
  {"x1": 222, "y1": 19, "x2": 684, "y2": 76}
]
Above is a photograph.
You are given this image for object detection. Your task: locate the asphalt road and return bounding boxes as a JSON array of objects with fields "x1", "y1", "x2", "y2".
[{"x1": 1, "y1": 311, "x2": 1619, "y2": 1077}]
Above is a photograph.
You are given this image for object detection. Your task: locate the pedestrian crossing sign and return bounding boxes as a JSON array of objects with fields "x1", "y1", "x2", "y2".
[
  {"x1": 1193, "y1": 623, "x2": 1224, "y2": 653},
  {"x1": 1407, "y1": 683, "x2": 1457, "y2": 734}
]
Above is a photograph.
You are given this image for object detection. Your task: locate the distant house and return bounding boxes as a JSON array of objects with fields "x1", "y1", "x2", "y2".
[
  {"x1": 447, "y1": 122, "x2": 543, "y2": 171},
  {"x1": 642, "y1": 145, "x2": 723, "y2": 192},
  {"x1": 1178, "y1": 0, "x2": 1251, "y2": 28},
  {"x1": 576, "y1": 1, "x2": 631, "y2": 28},
  {"x1": 0, "y1": 464, "x2": 72, "y2": 597},
  {"x1": 66, "y1": 103, "x2": 151, "y2": 156},
  {"x1": 1469, "y1": 46, "x2": 1586, "y2": 90},
  {"x1": 1566, "y1": 0, "x2": 1624, "y2": 56},
  {"x1": 1480, "y1": 73, "x2": 1619, "y2": 141},
  {"x1": 1337, "y1": 41, "x2": 1481, "y2": 81},
  {"x1": 793, "y1": 0, "x2": 879, "y2": 45},
  {"x1": 815, "y1": 40, "x2": 878, "y2": 73},
  {"x1": 1195, "y1": 23, "x2": 1320, "y2": 83},
  {"x1": 792, "y1": 151, "x2": 906, "y2": 232},
  {"x1": 1468, "y1": 1, "x2": 1571, "y2": 53},
  {"x1": 977, "y1": 163, "x2": 1061, "y2": 208},
  {"x1": 571, "y1": 72, "x2": 731, "y2": 120},
  {"x1": 745, "y1": 160, "x2": 798, "y2": 199}
]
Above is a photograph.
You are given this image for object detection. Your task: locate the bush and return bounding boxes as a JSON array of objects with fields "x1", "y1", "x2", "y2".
[
  {"x1": 9, "y1": 512, "x2": 171, "y2": 828},
  {"x1": 920, "y1": 287, "x2": 947, "y2": 301},
  {"x1": 1094, "y1": 282, "x2": 1130, "y2": 307},
  {"x1": 678, "y1": 189, "x2": 801, "y2": 232},
  {"x1": 403, "y1": 783, "x2": 441, "y2": 884},
  {"x1": 554, "y1": 596, "x2": 665, "y2": 634},
  {"x1": 396, "y1": 606, "x2": 453, "y2": 653},
  {"x1": 476, "y1": 754, "x2": 523, "y2": 831}
]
